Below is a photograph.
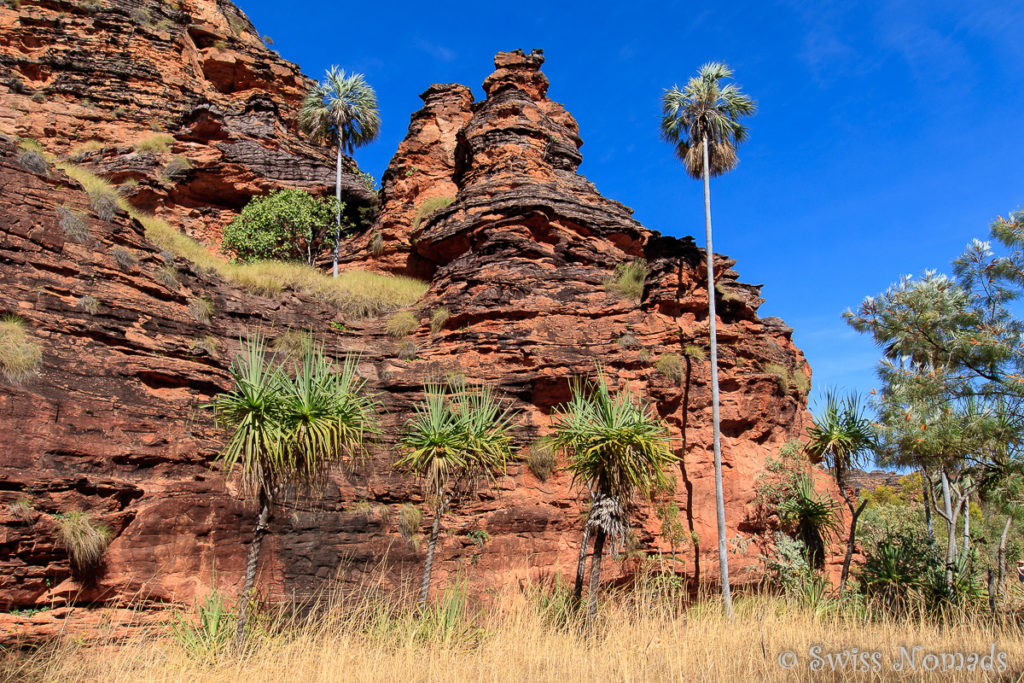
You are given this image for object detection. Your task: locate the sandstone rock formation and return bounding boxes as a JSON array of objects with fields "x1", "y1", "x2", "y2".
[{"x1": 1, "y1": 24, "x2": 837, "y2": 643}]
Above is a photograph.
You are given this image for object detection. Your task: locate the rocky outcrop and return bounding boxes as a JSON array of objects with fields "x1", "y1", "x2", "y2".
[
  {"x1": 0, "y1": 0, "x2": 375, "y2": 249},
  {"x1": 1, "y1": 42, "x2": 835, "y2": 643}
]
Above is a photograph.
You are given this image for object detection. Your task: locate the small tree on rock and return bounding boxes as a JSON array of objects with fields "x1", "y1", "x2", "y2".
[{"x1": 221, "y1": 189, "x2": 341, "y2": 265}]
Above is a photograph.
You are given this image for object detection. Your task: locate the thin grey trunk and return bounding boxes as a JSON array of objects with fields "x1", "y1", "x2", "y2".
[
  {"x1": 586, "y1": 528, "x2": 607, "y2": 624},
  {"x1": 419, "y1": 503, "x2": 443, "y2": 605},
  {"x1": 922, "y1": 471, "x2": 934, "y2": 540},
  {"x1": 963, "y1": 493, "x2": 970, "y2": 554},
  {"x1": 987, "y1": 569, "x2": 997, "y2": 614},
  {"x1": 702, "y1": 134, "x2": 732, "y2": 616},
  {"x1": 333, "y1": 144, "x2": 342, "y2": 277},
  {"x1": 997, "y1": 516, "x2": 1012, "y2": 605},
  {"x1": 234, "y1": 487, "x2": 272, "y2": 647},
  {"x1": 573, "y1": 524, "x2": 591, "y2": 607},
  {"x1": 940, "y1": 469, "x2": 957, "y2": 588}
]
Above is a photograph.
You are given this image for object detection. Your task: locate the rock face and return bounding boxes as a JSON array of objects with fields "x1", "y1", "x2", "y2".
[
  {"x1": 0, "y1": 0, "x2": 375, "y2": 248},
  {"x1": 0, "y1": 38, "x2": 837, "y2": 643}
]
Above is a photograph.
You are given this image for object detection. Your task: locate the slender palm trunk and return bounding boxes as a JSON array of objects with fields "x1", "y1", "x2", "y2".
[
  {"x1": 997, "y1": 516, "x2": 1012, "y2": 605},
  {"x1": 702, "y1": 134, "x2": 732, "y2": 616},
  {"x1": 586, "y1": 528, "x2": 607, "y2": 623},
  {"x1": 333, "y1": 144, "x2": 342, "y2": 278},
  {"x1": 962, "y1": 493, "x2": 970, "y2": 554},
  {"x1": 420, "y1": 502, "x2": 444, "y2": 605},
  {"x1": 922, "y1": 471, "x2": 934, "y2": 540},
  {"x1": 838, "y1": 485, "x2": 867, "y2": 591},
  {"x1": 573, "y1": 524, "x2": 591, "y2": 607},
  {"x1": 234, "y1": 486, "x2": 272, "y2": 647}
]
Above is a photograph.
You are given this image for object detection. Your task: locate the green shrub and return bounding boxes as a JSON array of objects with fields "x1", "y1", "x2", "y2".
[
  {"x1": 77, "y1": 294, "x2": 100, "y2": 314},
  {"x1": 54, "y1": 510, "x2": 112, "y2": 570},
  {"x1": 221, "y1": 189, "x2": 341, "y2": 266},
  {"x1": 57, "y1": 206, "x2": 90, "y2": 244},
  {"x1": 655, "y1": 353, "x2": 685, "y2": 384},
  {"x1": 430, "y1": 307, "x2": 450, "y2": 334},
  {"x1": 411, "y1": 196, "x2": 454, "y2": 230},
  {"x1": 526, "y1": 441, "x2": 557, "y2": 482},
  {"x1": 134, "y1": 133, "x2": 173, "y2": 153},
  {"x1": 162, "y1": 155, "x2": 192, "y2": 181},
  {"x1": 467, "y1": 529, "x2": 491, "y2": 547},
  {"x1": 398, "y1": 504, "x2": 421, "y2": 540},
  {"x1": 110, "y1": 246, "x2": 137, "y2": 271},
  {"x1": 0, "y1": 315, "x2": 42, "y2": 383},
  {"x1": 604, "y1": 259, "x2": 649, "y2": 302},
  {"x1": 188, "y1": 297, "x2": 214, "y2": 324},
  {"x1": 762, "y1": 362, "x2": 791, "y2": 393},
  {"x1": 386, "y1": 310, "x2": 418, "y2": 338}
]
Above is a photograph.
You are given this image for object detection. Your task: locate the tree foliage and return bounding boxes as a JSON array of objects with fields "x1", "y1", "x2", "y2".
[{"x1": 221, "y1": 189, "x2": 342, "y2": 265}]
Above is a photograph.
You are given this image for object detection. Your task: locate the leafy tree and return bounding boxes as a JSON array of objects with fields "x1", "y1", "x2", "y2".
[
  {"x1": 222, "y1": 189, "x2": 341, "y2": 265},
  {"x1": 300, "y1": 67, "x2": 381, "y2": 277},
  {"x1": 661, "y1": 63, "x2": 755, "y2": 616},
  {"x1": 805, "y1": 390, "x2": 877, "y2": 589},
  {"x1": 549, "y1": 368, "x2": 676, "y2": 622},
  {"x1": 395, "y1": 382, "x2": 516, "y2": 604},
  {"x1": 208, "y1": 334, "x2": 378, "y2": 645}
]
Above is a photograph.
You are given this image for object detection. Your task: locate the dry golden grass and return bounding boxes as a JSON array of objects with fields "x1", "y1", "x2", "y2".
[
  {"x1": 7, "y1": 585, "x2": 1023, "y2": 683},
  {"x1": 0, "y1": 314, "x2": 42, "y2": 383},
  {"x1": 54, "y1": 162, "x2": 428, "y2": 316}
]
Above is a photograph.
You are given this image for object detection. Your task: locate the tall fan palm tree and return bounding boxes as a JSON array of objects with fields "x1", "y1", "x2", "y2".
[
  {"x1": 805, "y1": 390, "x2": 877, "y2": 590},
  {"x1": 396, "y1": 381, "x2": 516, "y2": 604},
  {"x1": 209, "y1": 334, "x2": 378, "y2": 646},
  {"x1": 661, "y1": 63, "x2": 756, "y2": 615},
  {"x1": 299, "y1": 67, "x2": 381, "y2": 277},
  {"x1": 549, "y1": 368, "x2": 676, "y2": 622}
]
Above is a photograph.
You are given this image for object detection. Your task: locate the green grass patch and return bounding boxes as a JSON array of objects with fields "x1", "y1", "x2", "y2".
[
  {"x1": 411, "y1": 196, "x2": 454, "y2": 230},
  {"x1": 430, "y1": 307, "x2": 450, "y2": 334},
  {"x1": 55, "y1": 162, "x2": 428, "y2": 317},
  {"x1": 761, "y1": 362, "x2": 809, "y2": 395},
  {"x1": 655, "y1": 353, "x2": 685, "y2": 384},
  {"x1": 683, "y1": 344, "x2": 707, "y2": 361},
  {"x1": 133, "y1": 133, "x2": 174, "y2": 154},
  {"x1": 605, "y1": 259, "x2": 649, "y2": 303}
]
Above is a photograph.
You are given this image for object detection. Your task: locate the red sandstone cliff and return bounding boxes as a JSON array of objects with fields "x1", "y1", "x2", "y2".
[{"x1": 1, "y1": 11, "x2": 837, "y2": 642}]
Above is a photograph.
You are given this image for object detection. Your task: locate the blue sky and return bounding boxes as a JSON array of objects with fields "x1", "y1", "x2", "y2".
[{"x1": 238, "y1": 0, "x2": 1024, "y2": 408}]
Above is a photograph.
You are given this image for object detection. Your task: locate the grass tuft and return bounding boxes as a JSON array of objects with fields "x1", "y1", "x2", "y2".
[
  {"x1": 655, "y1": 353, "x2": 685, "y2": 384},
  {"x1": 526, "y1": 441, "x2": 557, "y2": 482},
  {"x1": 133, "y1": 133, "x2": 173, "y2": 154},
  {"x1": 187, "y1": 297, "x2": 214, "y2": 325},
  {"x1": 57, "y1": 206, "x2": 90, "y2": 244},
  {"x1": 54, "y1": 510, "x2": 111, "y2": 570},
  {"x1": 430, "y1": 307, "x2": 450, "y2": 334},
  {"x1": 110, "y1": 246, "x2": 138, "y2": 270},
  {"x1": 0, "y1": 315, "x2": 42, "y2": 383},
  {"x1": 369, "y1": 231, "x2": 385, "y2": 256},
  {"x1": 605, "y1": 259, "x2": 649, "y2": 303},
  {"x1": 396, "y1": 340, "x2": 419, "y2": 361},
  {"x1": 683, "y1": 344, "x2": 707, "y2": 361},
  {"x1": 7, "y1": 497, "x2": 36, "y2": 523},
  {"x1": 386, "y1": 311, "x2": 419, "y2": 338},
  {"x1": 77, "y1": 294, "x2": 100, "y2": 314},
  {"x1": 617, "y1": 333, "x2": 640, "y2": 349},
  {"x1": 762, "y1": 362, "x2": 792, "y2": 393},
  {"x1": 16, "y1": 148, "x2": 48, "y2": 175},
  {"x1": 411, "y1": 196, "x2": 454, "y2": 230},
  {"x1": 397, "y1": 504, "x2": 421, "y2": 541},
  {"x1": 162, "y1": 155, "x2": 191, "y2": 181},
  {"x1": 272, "y1": 329, "x2": 311, "y2": 360}
]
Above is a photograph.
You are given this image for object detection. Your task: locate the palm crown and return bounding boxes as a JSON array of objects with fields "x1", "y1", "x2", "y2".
[
  {"x1": 299, "y1": 66, "x2": 381, "y2": 155},
  {"x1": 660, "y1": 62, "x2": 756, "y2": 179},
  {"x1": 805, "y1": 389, "x2": 876, "y2": 481}
]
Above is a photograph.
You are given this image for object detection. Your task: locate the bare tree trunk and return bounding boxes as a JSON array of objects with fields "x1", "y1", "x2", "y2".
[
  {"x1": 998, "y1": 516, "x2": 1012, "y2": 605},
  {"x1": 839, "y1": 488, "x2": 867, "y2": 591},
  {"x1": 987, "y1": 569, "x2": 997, "y2": 614},
  {"x1": 573, "y1": 524, "x2": 591, "y2": 607},
  {"x1": 962, "y1": 492, "x2": 970, "y2": 555},
  {"x1": 419, "y1": 502, "x2": 444, "y2": 605},
  {"x1": 235, "y1": 487, "x2": 272, "y2": 647},
  {"x1": 587, "y1": 528, "x2": 607, "y2": 624},
  {"x1": 702, "y1": 134, "x2": 732, "y2": 617},
  {"x1": 333, "y1": 145, "x2": 342, "y2": 277},
  {"x1": 922, "y1": 471, "x2": 934, "y2": 541},
  {"x1": 940, "y1": 469, "x2": 957, "y2": 588}
]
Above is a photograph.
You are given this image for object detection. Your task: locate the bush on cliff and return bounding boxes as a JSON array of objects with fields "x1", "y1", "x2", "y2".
[{"x1": 222, "y1": 189, "x2": 342, "y2": 266}]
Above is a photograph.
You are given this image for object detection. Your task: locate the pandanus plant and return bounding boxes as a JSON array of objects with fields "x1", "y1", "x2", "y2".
[{"x1": 208, "y1": 334, "x2": 378, "y2": 645}]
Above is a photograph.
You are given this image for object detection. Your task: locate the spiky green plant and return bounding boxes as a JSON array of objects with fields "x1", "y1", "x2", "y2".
[
  {"x1": 207, "y1": 334, "x2": 378, "y2": 645},
  {"x1": 661, "y1": 62, "x2": 756, "y2": 616},
  {"x1": 299, "y1": 67, "x2": 380, "y2": 277},
  {"x1": 805, "y1": 389, "x2": 877, "y2": 588},
  {"x1": 549, "y1": 367, "x2": 676, "y2": 621},
  {"x1": 396, "y1": 382, "x2": 516, "y2": 603},
  {"x1": 778, "y1": 474, "x2": 842, "y2": 571}
]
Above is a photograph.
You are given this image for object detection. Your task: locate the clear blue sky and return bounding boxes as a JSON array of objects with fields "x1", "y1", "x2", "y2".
[{"x1": 238, "y1": 0, "x2": 1024, "y2": 407}]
